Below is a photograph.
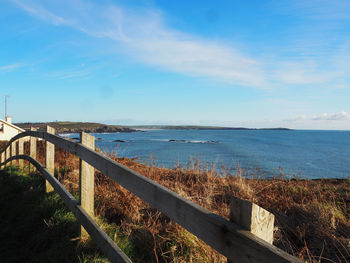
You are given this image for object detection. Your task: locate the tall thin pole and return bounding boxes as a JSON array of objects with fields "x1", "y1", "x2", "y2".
[
  {"x1": 3, "y1": 95, "x2": 10, "y2": 118},
  {"x1": 5, "y1": 95, "x2": 8, "y2": 117}
]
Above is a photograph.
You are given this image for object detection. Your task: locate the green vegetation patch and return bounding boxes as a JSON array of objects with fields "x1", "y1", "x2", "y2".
[{"x1": 0, "y1": 167, "x2": 107, "y2": 263}]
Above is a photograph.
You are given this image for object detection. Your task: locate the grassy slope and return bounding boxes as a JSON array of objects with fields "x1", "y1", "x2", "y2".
[
  {"x1": 0, "y1": 167, "x2": 108, "y2": 263},
  {"x1": 95, "y1": 157, "x2": 350, "y2": 263},
  {"x1": 1, "y1": 140, "x2": 349, "y2": 262}
]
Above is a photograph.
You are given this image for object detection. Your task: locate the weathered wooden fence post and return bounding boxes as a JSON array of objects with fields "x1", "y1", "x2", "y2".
[
  {"x1": 79, "y1": 132, "x2": 95, "y2": 238},
  {"x1": 46, "y1": 126, "x2": 55, "y2": 193},
  {"x1": 18, "y1": 137, "x2": 24, "y2": 170},
  {"x1": 11, "y1": 141, "x2": 17, "y2": 166},
  {"x1": 228, "y1": 196, "x2": 275, "y2": 263},
  {"x1": 30, "y1": 127, "x2": 37, "y2": 172},
  {"x1": 0, "y1": 151, "x2": 4, "y2": 169},
  {"x1": 5, "y1": 144, "x2": 10, "y2": 167}
]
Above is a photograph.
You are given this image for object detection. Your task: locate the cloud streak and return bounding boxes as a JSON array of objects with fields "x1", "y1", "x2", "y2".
[
  {"x1": 10, "y1": 0, "x2": 264, "y2": 86},
  {"x1": 312, "y1": 112, "x2": 350, "y2": 121},
  {"x1": 45, "y1": 69, "x2": 90, "y2": 80},
  {"x1": 9, "y1": 0, "x2": 350, "y2": 90},
  {"x1": 285, "y1": 112, "x2": 350, "y2": 122},
  {"x1": 0, "y1": 63, "x2": 22, "y2": 72},
  {"x1": 11, "y1": 0, "x2": 69, "y2": 26}
]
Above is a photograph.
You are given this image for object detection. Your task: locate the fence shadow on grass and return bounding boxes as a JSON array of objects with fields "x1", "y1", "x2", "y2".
[{"x1": 0, "y1": 167, "x2": 107, "y2": 263}]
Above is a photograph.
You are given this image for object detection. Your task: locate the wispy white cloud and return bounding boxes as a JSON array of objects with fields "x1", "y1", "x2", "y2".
[
  {"x1": 280, "y1": 112, "x2": 350, "y2": 129},
  {"x1": 50, "y1": 71, "x2": 89, "y2": 79},
  {"x1": 285, "y1": 112, "x2": 350, "y2": 122},
  {"x1": 331, "y1": 84, "x2": 349, "y2": 89},
  {"x1": 45, "y1": 68, "x2": 90, "y2": 79},
  {"x1": 264, "y1": 38, "x2": 350, "y2": 87},
  {"x1": 265, "y1": 0, "x2": 350, "y2": 88},
  {"x1": 0, "y1": 63, "x2": 23, "y2": 72},
  {"x1": 9, "y1": 0, "x2": 350, "y2": 90},
  {"x1": 272, "y1": 61, "x2": 336, "y2": 85},
  {"x1": 262, "y1": 43, "x2": 350, "y2": 88},
  {"x1": 283, "y1": 115, "x2": 307, "y2": 122},
  {"x1": 11, "y1": 0, "x2": 69, "y2": 25},
  {"x1": 10, "y1": 0, "x2": 264, "y2": 87},
  {"x1": 312, "y1": 112, "x2": 350, "y2": 121}
]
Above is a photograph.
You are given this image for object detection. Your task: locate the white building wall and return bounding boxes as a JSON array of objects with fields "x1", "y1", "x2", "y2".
[{"x1": 0, "y1": 124, "x2": 22, "y2": 141}]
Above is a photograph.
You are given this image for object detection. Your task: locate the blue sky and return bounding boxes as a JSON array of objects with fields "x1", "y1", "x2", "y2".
[{"x1": 1, "y1": 0, "x2": 350, "y2": 129}]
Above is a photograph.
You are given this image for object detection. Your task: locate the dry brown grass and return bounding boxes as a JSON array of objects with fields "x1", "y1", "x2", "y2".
[
  {"x1": 115, "y1": 158, "x2": 350, "y2": 262},
  {"x1": 57, "y1": 148, "x2": 349, "y2": 263},
  {"x1": 2, "y1": 140, "x2": 349, "y2": 262}
]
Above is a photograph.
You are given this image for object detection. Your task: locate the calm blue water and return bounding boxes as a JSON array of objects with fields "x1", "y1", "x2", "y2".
[{"x1": 62, "y1": 129, "x2": 350, "y2": 179}]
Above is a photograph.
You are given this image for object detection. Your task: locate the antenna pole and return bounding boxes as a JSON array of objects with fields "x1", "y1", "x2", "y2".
[
  {"x1": 1, "y1": 95, "x2": 10, "y2": 119},
  {"x1": 5, "y1": 95, "x2": 8, "y2": 118}
]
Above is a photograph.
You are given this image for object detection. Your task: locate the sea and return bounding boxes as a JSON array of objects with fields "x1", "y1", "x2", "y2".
[{"x1": 61, "y1": 129, "x2": 350, "y2": 179}]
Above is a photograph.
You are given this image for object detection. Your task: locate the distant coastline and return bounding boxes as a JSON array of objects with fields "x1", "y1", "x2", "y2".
[
  {"x1": 15, "y1": 121, "x2": 136, "y2": 134},
  {"x1": 15, "y1": 122, "x2": 292, "y2": 133},
  {"x1": 125, "y1": 125, "x2": 292, "y2": 131}
]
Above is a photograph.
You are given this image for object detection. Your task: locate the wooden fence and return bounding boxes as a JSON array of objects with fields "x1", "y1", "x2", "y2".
[{"x1": 0, "y1": 128, "x2": 303, "y2": 263}]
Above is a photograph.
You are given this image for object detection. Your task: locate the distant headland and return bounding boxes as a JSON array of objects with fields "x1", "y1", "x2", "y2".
[
  {"x1": 15, "y1": 121, "x2": 136, "y2": 133},
  {"x1": 15, "y1": 122, "x2": 292, "y2": 133},
  {"x1": 126, "y1": 125, "x2": 292, "y2": 131}
]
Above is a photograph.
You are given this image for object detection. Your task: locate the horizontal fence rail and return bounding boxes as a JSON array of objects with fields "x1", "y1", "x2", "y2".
[
  {"x1": 0, "y1": 131, "x2": 303, "y2": 263},
  {"x1": 1, "y1": 155, "x2": 132, "y2": 263}
]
